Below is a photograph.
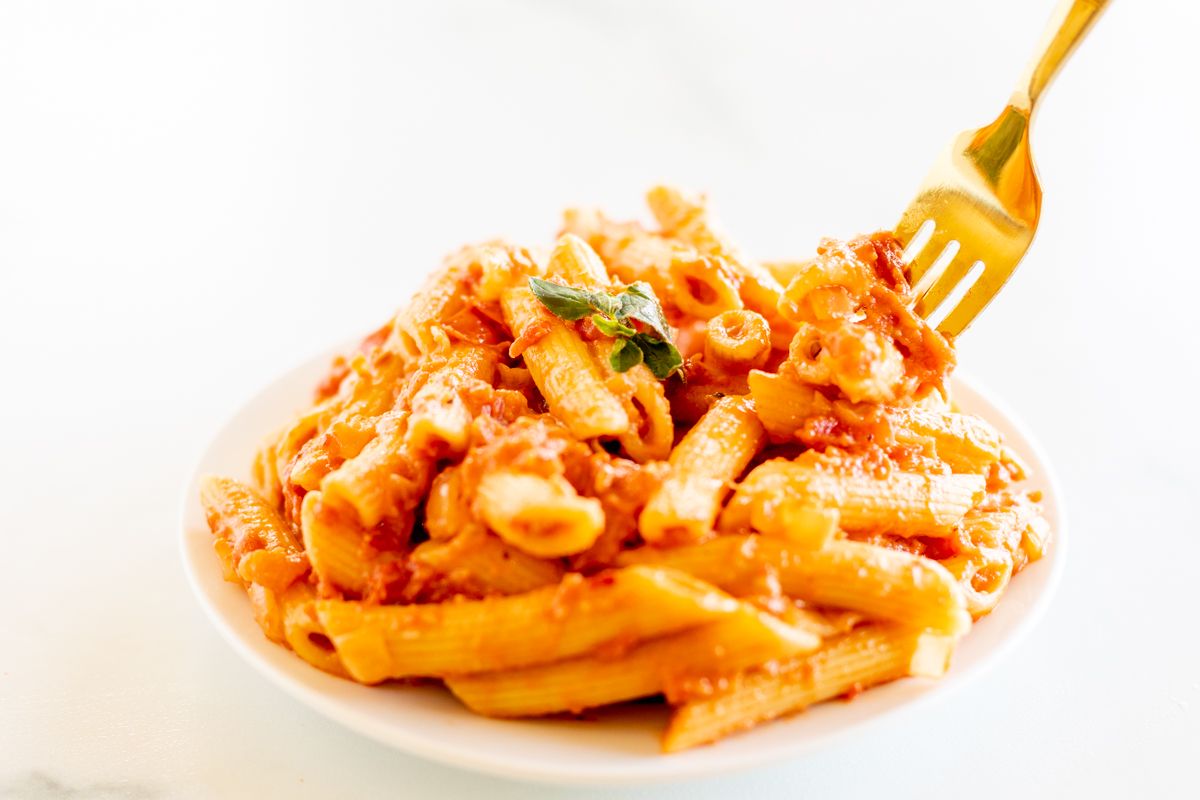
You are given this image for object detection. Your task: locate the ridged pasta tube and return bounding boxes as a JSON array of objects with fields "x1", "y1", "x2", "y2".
[
  {"x1": 639, "y1": 396, "x2": 765, "y2": 544},
  {"x1": 663, "y1": 624, "x2": 955, "y2": 751},
  {"x1": 314, "y1": 566, "x2": 741, "y2": 683}
]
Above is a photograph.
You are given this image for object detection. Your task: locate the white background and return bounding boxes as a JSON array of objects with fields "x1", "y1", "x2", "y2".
[{"x1": 2, "y1": 1, "x2": 1197, "y2": 798}]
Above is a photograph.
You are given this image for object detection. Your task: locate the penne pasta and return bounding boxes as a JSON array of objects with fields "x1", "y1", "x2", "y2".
[
  {"x1": 944, "y1": 500, "x2": 1047, "y2": 616},
  {"x1": 473, "y1": 470, "x2": 606, "y2": 557},
  {"x1": 314, "y1": 566, "x2": 741, "y2": 683},
  {"x1": 251, "y1": 436, "x2": 283, "y2": 511},
  {"x1": 410, "y1": 527, "x2": 565, "y2": 596},
  {"x1": 472, "y1": 243, "x2": 543, "y2": 304},
  {"x1": 500, "y1": 286, "x2": 630, "y2": 439},
  {"x1": 669, "y1": 254, "x2": 744, "y2": 318},
  {"x1": 246, "y1": 582, "x2": 286, "y2": 643},
  {"x1": 405, "y1": 343, "x2": 497, "y2": 456},
  {"x1": 319, "y1": 352, "x2": 469, "y2": 528},
  {"x1": 618, "y1": 536, "x2": 971, "y2": 636},
  {"x1": 784, "y1": 319, "x2": 907, "y2": 404},
  {"x1": 612, "y1": 362, "x2": 674, "y2": 462},
  {"x1": 200, "y1": 475, "x2": 308, "y2": 594},
  {"x1": 394, "y1": 264, "x2": 473, "y2": 363},
  {"x1": 288, "y1": 350, "x2": 408, "y2": 492},
  {"x1": 541, "y1": 233, "x2": 675, "y2": 462},
  {"x1": 719, "y1": 458, "x2": 985, "y2": 537},
  {"x1": 301, "y1": 490, "x2": 381, "y2": 596},
  {"x1": 663, "y1": 624, "x2": 955, "y2": 751},
  {"x1": 547, "y1": 232, "x2": 611, "y2": 287},
  {"x1": 746, "y1": 369, "x2": 830, "y2": 440},
  {"x1": 423, "y1": 465, "x2": 471, "y2": 542},
  {"x1": 760, "y1": 503, "x2": 840, "y2": 550},
  {"x1": 942, "y1": 551, "x2": 1013, "y2": 617},
  {"x1": 889, "y1": 406, "x2": 1003, "y2": 473},
  {"x1": 272, "y1": 396, "x2": 338, "y2": 491},
  {"x1": 202, "y1": 187, "x2": 1051, "y2": 748},
  {"x1": 704, "y1": 310, "x2": 771, "y2": 373},
  {"x1": 640, "y1": 396, "x2": 765, "y2": 544},
  {"x1": 647, "y1": 185, "x2": 794, "y2": 347},
  {"x1": 559, "y1": 207, "x2": 680, "y2": 302},
  {"x1": 446, "y1": 603, "x2": 819, "y2": 717},
  {"x1": 280, "y1": 582, "x2": 350, "y2": 678}
]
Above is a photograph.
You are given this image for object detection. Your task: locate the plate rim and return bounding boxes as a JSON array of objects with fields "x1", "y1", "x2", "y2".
[{"x1": 178, "y1": 352, "x2": 1068, "y2": 786}]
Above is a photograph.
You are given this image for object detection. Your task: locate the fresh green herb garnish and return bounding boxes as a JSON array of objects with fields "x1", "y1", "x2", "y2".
[
  {"x1": 608, "y1": 338, "x2": 645, "y2": 372},
  {"x1": 528, "y1": 277, "x2": 683, "y2": 379},
  {"x1": 526, "y1": 278, "x2": 596, "y2": 320},
  {"x1": 629, "y1": 333, "x2": 683, "y2": 378},
  {"x1": 591, "y1": 314, "x2": 636, "y2": 339}
]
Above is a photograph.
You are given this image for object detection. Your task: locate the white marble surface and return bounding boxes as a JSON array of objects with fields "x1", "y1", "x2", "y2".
[{"x1": 2, "y1": 1, "x2": 1197, "y2": 797}]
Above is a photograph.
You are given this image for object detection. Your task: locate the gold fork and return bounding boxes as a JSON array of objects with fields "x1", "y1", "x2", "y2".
[{"x1": 895, "y1": 0, "x2": 1109, "y2": 337}]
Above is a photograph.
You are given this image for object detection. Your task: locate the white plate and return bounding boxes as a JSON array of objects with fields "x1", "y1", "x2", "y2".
[{"x1": 179, "y1": 350, "x2": 1066, "y2": 786}]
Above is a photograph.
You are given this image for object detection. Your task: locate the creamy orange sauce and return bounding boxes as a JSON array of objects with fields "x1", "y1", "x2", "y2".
[{"x1": 202, "y1": 189, "x2": 1050, "y2": 749}]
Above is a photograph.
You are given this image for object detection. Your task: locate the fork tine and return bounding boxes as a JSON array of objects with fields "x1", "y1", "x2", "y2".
[
  {"x1": 914, "y1": 249, "x2": 982, "y2": 317},
  {"x1": 904, "y1": 230, "x2": 957, "y2": 286},
  {"x1": 934, "y1": 260, "x2": 1007, "y2": 337}
]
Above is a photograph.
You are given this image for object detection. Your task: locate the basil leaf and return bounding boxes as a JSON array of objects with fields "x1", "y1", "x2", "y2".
[
  {"x1": 609, "y1": 338, "x2": 644, "y2": 372},
  {"x1": 617, "y1": 282, "x2": 673, "y2": 341},
  {"x1": 588, "y1": 290, "x2": 621, "y2": 319},
  {"x1": 529, "y1": 276, "x2": 680, "y2": 380},
  {"x1": 528, "y1": 277, "x2": 595, "y2": 321},
  {"x1": 632, "y1": 333, "x2": 683, "y2": 379},
  {"x1": 591, "y1": 313, "x2": 636, "y2": 338}
]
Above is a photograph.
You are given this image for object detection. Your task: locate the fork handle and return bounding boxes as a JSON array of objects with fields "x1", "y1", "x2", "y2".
[{"x1": 1016, "y1": 0, "x2": 1109, "y2": 109}]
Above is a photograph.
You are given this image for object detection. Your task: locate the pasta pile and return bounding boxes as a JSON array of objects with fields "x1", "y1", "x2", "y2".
[{"x1": 201, "y1": 187, "x2": 1050, "y2": 751}]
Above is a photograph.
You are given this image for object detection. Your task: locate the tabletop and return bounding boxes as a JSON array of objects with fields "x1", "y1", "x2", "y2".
[{"x1": 2, "y1": 1, "x2": 1198, "y2": 798}]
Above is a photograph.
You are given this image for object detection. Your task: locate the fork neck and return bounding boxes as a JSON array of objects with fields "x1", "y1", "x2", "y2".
[{"x1": 1013, "y1": 0, "x2": 1109, "y2": 113}]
